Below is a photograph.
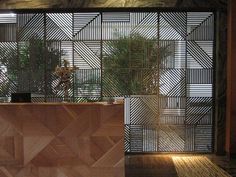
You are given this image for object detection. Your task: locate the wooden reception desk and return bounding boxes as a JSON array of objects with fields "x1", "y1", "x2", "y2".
[{"x1": 0, "y1": 102, "x2": 124, "y2": 177}]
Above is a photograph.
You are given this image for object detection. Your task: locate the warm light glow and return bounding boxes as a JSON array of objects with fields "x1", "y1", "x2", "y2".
[
  {"x1": 171, "y1": 155, "x2": 231, "y2": 177},
  {"x1": 150, "y1": 155, "x2": 232, "y2": 177}
]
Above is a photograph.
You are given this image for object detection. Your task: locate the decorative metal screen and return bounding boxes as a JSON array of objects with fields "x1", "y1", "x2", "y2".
[
  {"x1": 0, "y1": 11, "x2": 214, "y2": 152},
  {"x1": 124, "y1": 12, "x2": 214, "y2": 152}
]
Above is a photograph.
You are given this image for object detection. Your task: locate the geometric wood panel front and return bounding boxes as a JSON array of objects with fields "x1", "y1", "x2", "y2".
[{"x1": 0, "y1": 103, "x2": 124, "y2": 177}]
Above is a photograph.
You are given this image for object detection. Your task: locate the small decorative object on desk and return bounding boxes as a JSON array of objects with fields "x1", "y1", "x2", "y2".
[
  {"x1": 54, "y1": 59, "x2": 77, "y2": 101},
  {"x1": 115, "y1": 98, "x2": 124, "y2": 104}
]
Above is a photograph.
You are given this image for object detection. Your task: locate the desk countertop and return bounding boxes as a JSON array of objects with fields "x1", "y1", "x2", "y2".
[{"x1": 0, "y1": 101, "x2": 124, "y2": 106}]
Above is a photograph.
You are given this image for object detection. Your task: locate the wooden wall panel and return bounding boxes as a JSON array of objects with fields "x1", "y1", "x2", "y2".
[
  {"x1": 226, "y1": 0, "x2": 236, "y2": 158},
  {"x1": 0, "y1": 0, "x2": 177, "y2": 9},
  {"x1": 0, "y1": 103, "x2": 124, "y2": 177}
]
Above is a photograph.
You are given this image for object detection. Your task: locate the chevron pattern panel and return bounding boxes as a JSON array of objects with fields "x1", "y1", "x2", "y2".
[
  {"x1": 125, "y1": 12, "x2": 214, "y2": 153},
  {"x1": 0, "y1": 103, "x2": 124, "y2": 177}
]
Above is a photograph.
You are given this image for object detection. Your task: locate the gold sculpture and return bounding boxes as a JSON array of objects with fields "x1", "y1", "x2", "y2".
[{"x1": 54, "y1": 59, "x2": 77, "y2": 99}]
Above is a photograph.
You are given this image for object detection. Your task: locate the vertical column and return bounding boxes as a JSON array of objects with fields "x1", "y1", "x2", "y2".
[{"x1": 226, "y1": 0, "x2": 236, "y2": 158}]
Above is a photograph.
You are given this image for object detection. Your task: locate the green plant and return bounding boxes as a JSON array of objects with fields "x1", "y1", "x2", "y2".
[
  {"x1": 0, "y1": 38, "x2": 63, "y2": 95},
  {"x1": 102, "y1": 33, "x2": 171, "y2": 96},
  {"x1": 0, "y1": 44, "x2": 18, "y2": 96}
]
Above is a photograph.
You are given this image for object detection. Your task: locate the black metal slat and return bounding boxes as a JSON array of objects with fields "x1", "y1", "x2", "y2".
[{"x1": 0, "y1": 11, "x2": 214, "y2": 153}]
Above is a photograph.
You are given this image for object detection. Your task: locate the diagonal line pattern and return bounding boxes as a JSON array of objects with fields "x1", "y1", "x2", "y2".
[
  {"x1": 17, "y1": 13, "x2": 37, "y2": 28},
  {"x1": 46, "y1": 14, "x2": 71, "y2": 40},
  {"x1": 0, "y1": 70, "x2": 17, "y2": 96},
  {"x1": 131, "y1": 13, "x2": 158, "y2": 39},
  {"x1": 160, "y1": 12, "x2": 186, "y2": 39},
  {"x1": 124, "y1": 125, "x2": 130, "y2": 152},
  {"x1": 74, "y1": 41, "x2": 100, "y2": 69},
  {"x1": 47, "y1": 13, "x2": 72, "y2": 39},
  {"x1": 159, "y1": 125, "x2": 185, "y2": 152},
  {"x1": 130, "y1": 97, "x2": 158, "y2": 125},
  {"x1": 187, "y1": 41, "x2": 212, "y2": 68},
  {"x1": 74, "y1": 13, "x2": 101, "y2": 40},
  {"x1": 102, "y1": 69, "x2": 129, "y2": 97},
  {"x1": 130, "y1": 12, "x2": 150, "y2": 29},
  {"x1": 1, "y1": 11, "x2": 215, "y2": 154},
  {"x1": 18, "y1": 14, "x2": 44, "y2": 40},
  {"x1": 187, "y1": 13, "x2": 214, "y2": 40},
  {"x1": 160, "y1": 69, "x2": 185, "y2": 96},
  {"x1": 186, "y1": 97, "x2": 212, "y2": 125}
]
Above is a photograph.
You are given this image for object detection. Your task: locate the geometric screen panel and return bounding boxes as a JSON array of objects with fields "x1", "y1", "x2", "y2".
[
  {"x1": 124, "y1": 12, "x2": 214, "y2": 153},
  {"x1": 0, "y1": 11, "x2": 214, "y2": 153}
]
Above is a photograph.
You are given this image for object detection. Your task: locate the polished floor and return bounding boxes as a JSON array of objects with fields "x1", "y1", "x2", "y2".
[
  {"x1": 208, "y1": 155, "x2": 236, "y2": 177},
  {"x1": 125, "y1": 154, "x2": 236, "y2": 177}
]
